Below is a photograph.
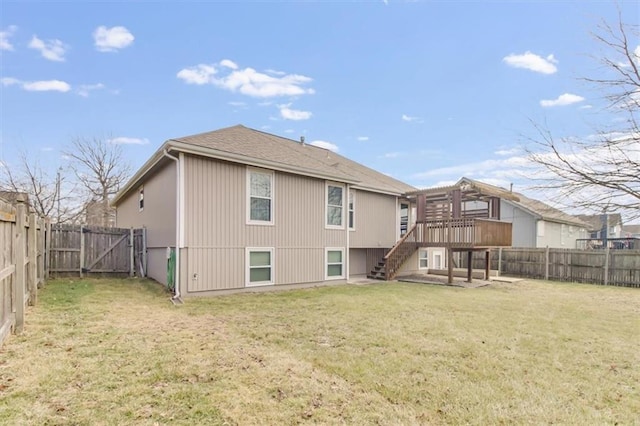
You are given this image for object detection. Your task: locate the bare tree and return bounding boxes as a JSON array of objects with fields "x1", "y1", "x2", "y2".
[
  {"x1": 527, "y1": 13, "x2": 639, "y2": 220},
  {"x1": 64, "y1": 137, "x2": 132, "y2": 227},
  {"x1": 0, "y1": 153, "x2": 82, "y2": 222}
]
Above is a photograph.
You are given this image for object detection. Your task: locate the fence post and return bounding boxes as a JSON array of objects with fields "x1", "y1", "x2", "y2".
[
  {"x1": 604, "y1": 246, "x2": 610, "y2": 286},
  {"x1": 79, "y1": 225, "x2": 85, "y2": 278},
  {"x1": 13, "y1": 198, "x2": 26, "y2": 334},
  {"x1": 28, "y1": 213, "x2": 37, "y2": 306},
  {"x1": 142, "y1": 227, "x2": 147, "y2": 277},
  {"x1": 545, "y1": 246, "x2": 550, "y2": 280},
  {"x1": 44, "y1": 219, "x2": 51, "y2": 279},
  {"x1": 498, "y1": 247, "x2": 502, "y2": 277},
  {"x1": 37, "y1": 217, "x2": 45, "y2": 288},
  {"x1": 129, "y1": 228, "x2": 134, "y2": 277}
]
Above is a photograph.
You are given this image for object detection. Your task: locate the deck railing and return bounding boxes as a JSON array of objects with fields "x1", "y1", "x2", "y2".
[{"x1": 417, "y1": 218, "x2": 512, "y2": 248}]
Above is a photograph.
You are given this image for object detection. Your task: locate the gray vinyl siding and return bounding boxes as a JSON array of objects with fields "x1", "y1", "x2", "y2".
[
  {"x1": 115, "y1": 161, "x2": 177, "y2": 284},
  {"x1": 500, "y1": 201, "x2": 537, "y2": 248},
  {"x1": 349, "y1": 190, "x2": 398, "y2": 248},
  {"x1": 182, "y1": 154, "x2": 347, "y2": 293}
]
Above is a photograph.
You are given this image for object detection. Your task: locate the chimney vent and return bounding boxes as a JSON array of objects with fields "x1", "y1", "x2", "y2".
[{"x1": 300, "y1": 136, "x2": 305, "y2": 145}]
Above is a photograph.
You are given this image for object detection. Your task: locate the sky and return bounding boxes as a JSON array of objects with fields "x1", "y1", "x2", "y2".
[{"x1": 1, "y1": 1, "x2": 638, "y2": 210}]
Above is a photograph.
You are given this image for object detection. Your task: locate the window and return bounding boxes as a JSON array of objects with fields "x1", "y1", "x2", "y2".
[
  {"x1": 246, "y1": 248, "x2": 274, "y2": 286},
  {"x1": 138, "y1": 187, "x2": 144, "y2": 211},
  {"x1": 348, "y1": 190, "x2": 355, "y2": 230},
  {"x1": 326, "y1": 248, "x2": 345, "y2": 279},
  {"x1": 326, "y1": 183, "x2": 344, "y2": 228},
  {"x1": 247, "y1": 168, "x2": 274, "y2": 224},
  {"x1": 418, "y1": 249, "x2": 429, "y2": 269}
]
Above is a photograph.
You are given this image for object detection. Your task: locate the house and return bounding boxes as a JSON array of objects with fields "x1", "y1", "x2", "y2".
[
  {"x1": 112, "y1": 125, "x2": 415, "y2": 297},
  {"x1": 453, "y1": 178, "x2": 589, "y2": 249},
  {"x1": 622, "y1": 224, "x2": 640, "y2": 238},
  {"x1": 576, "y1": 213, "x2": 624, "y2": 240}
]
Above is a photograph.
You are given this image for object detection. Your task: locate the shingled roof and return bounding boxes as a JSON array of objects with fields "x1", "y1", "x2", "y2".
[
  {"x1": 114, "y1": 125, "x2": 415, "y2": 205},
  {"x1": 173, "y1": 125, "x2": 416, "y2": 194}
]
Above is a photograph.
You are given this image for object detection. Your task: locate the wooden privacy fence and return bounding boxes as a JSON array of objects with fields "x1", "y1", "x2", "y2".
[
  {"x1": 463, "y1": 247, "x2": 640, "y2": 288},
  {"x1": 1, "y1": 198, "x2": 46, "y2": 346},
  {"x1": 48, "y1": 224, "x2": 146, "y2": 278}
]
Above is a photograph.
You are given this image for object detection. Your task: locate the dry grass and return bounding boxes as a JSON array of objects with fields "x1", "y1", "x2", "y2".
[{"x1": 1, "y1": 278, "x2": 639, "y2": 425}]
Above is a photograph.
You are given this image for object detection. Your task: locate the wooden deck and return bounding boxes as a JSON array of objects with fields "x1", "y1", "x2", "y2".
[{"x1": 384, "y1": 219, "x2": 512, "y2": 281}]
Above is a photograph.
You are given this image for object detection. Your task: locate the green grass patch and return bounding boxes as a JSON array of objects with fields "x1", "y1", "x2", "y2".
[{"x1": 1, "y1": 278, "x2": 638, "y2": 424}]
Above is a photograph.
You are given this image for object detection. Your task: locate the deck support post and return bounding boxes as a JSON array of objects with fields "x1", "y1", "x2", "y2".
[
  {"x1": 447, "y1": 248, "x2": 454, "y2": 284},
  {"x1": 466, "y1": 251, "x2": 473, "y2": 283},
  {"x1": 485, "y1": 250, "x2": 490, "y2": 280}
]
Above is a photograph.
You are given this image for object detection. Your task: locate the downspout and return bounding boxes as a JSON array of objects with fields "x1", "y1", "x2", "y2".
[
  {"x1": 346, "y1": 184, "x2": 350, "y2": 282},
  {"x1": 163, "y1": 149, "x2": 182, "y2": 301}
]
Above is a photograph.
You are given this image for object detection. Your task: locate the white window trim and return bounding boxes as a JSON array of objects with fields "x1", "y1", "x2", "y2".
[
  {"x1": 246, "y1": 167, "x2": 275, "y2": 226},
  {"x1": 325, "y1": 247, "x2": 345, "y2": 280},
  {"x1": 325, "y1": 182, "x2": 345, "y2": 229},
  {"x1": 418, "y1": 249, "x2": 429, "y2": 270},
  {"x1": 245, "y1": 247, "x2": 275, "y2": 287},
  {"x1": 348, "y1": 190, "x2": 355, "y2": 231}
]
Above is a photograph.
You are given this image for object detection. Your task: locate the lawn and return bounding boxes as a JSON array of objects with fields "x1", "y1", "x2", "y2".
[{"x1": 1, "y1": 278, "x2": 638, "y2": 425}]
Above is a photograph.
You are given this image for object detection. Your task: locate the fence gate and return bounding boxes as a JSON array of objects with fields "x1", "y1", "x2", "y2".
[{"x1": 48, "y1": 224, "x2": 146, "y2": 277}]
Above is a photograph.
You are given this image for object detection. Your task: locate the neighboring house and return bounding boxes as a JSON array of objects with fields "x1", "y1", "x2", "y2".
[
  {"x1": 622, "y1": 224, "x2": 640, "y2": 238},
  {"x1": 456, "y1": 178, "x2": 589, "y2": 248},
  {"x1": 112, "y1": 125, "x2": 415, "y2": 297},
  {"x1": 576, "y1": 214, "x2": 624, "y2": 240}
]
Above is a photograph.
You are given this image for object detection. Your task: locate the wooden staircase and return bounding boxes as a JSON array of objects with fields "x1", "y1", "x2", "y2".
[
  {"x1": 367, "y1": 260, "x2": 386, "y2": 280},
  {"x1": 369, "y1": 224, "x2": 419, "y2": 281}
]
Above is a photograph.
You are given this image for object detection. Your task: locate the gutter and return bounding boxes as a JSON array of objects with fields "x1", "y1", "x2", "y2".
[{"x1": 162, "y1": 149, "x2": 182, "y2": 302}]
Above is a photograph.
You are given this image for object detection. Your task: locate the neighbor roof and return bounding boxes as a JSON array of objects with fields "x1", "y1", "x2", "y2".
[
  {"x1": 113, "y1": 125, "x2": 415, "y2": 205},
  {"x1": 458, "y1": 178, "x2": 589, "y2": 228},
  {"x1": 575, "y1": 214, "x2": 623, "y2": 232}
]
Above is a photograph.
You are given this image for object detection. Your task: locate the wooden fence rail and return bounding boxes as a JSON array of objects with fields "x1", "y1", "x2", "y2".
[
  {"x1": 463, "y1": 247, "x2": 640, "y2": 288},
  {"x1": 1, "y1": 198, "x2": 46, "y2": 347}
]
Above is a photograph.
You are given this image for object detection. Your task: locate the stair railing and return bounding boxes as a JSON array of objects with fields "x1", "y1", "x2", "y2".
[{"x1": 384, "y1": 223, "x2": 419, "y2": 280}]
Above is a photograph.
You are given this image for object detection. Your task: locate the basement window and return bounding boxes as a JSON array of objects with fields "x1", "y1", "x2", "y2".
[
  {"x1": 418, "y1": 249, "x2": 429, "y2": 269},
  {"x1": 326, "y1": 248, "x2": 345, "y2": 280},
  {"x1": 246, "y1": 248, "x2": 274, "y2": 287}
]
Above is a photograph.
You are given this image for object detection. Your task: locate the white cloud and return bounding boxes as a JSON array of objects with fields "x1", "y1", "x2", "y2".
[
  {"x1": 228, "y1": 101, "x2": 246, "y2": 107},
  {"x1": 0, "y1": 25, "x2": 17, "y2": 51},
  {"x1": 402, "y1": 114, "x2": 422, "y2": 122},
  {"x1": 357, "y1": 136, "x2": 369, "y2": 141},
  {"x1": 634, "y1": 45, "x2": 640, "y2": 65},
  {"x1": 177, "y1": 64, "x2": 216, "y2": 85},
  {"x1": 540, "y1": 93, "x2": 585, "y2": 107},
  {"x1": 93, "y1": 26, "x2": 134, "y2": 52},
  {"x1": 579, "y1": 104, "x2": 593, "y2": 110},
  {"x1": 503, "y1": 51, "x2": 558, "y2": 74},
  {"x1": 77, "y1": 83, "x2": 106, "y2": 97},
  {"x1": 309, "y1": 140, "x2": 339, "y2": 152},
  {"x1": 380, "y1": 152, "x2": 402, "y2": 159},
  {"x1": 109, "y1": 136, "x2": 149, "y2": 145},
  {"x1": 1, "y1": 77, "x2": 20, "y2": 86},
  {"x1": 494, "y1": 147, "x2": 521, "y2": 156},
  {"x1": 2, "y1": 77, "x2": 71, "y2": 92},
  {"x1": 28, "y1": 35, "x2": 68, "y2": 61},
  {"x1": 284, "y1": 129, "x2": 295, "y2": 134},
  {"x1": 220, "y1": 59, "x2": 238, "y2": 69},
  {"x1": 265, "y1": 68, "x2": 286, "y2": 76},
  {"x1": 177, "y1": 59, "x2": 315, "y2": 98},
  {"x1": 279, "y1": 104, "x2": 312, "y2": 121}
]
